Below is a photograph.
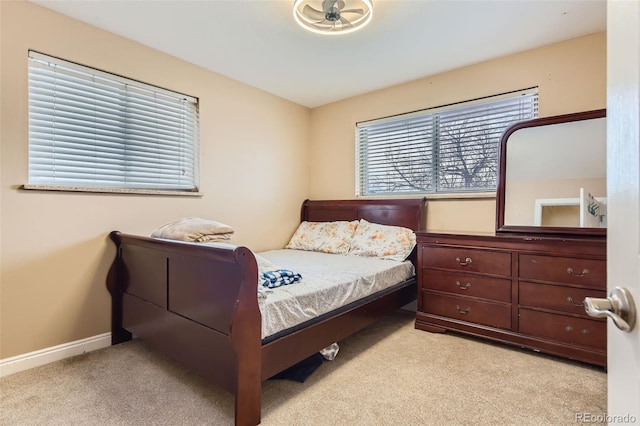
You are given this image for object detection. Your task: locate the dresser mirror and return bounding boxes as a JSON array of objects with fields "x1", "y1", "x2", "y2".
[{"x1": 496, "y1": 109, "x2": 607, "y2": 237}]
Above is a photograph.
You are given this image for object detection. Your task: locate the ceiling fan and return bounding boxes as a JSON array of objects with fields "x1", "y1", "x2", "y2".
[{"x1": 293, "y1": 0, "x2": 374, "y2": 35}]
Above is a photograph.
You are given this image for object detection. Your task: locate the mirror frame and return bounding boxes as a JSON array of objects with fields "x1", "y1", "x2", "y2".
[{"x1": 495, "y1": 108, "x2": 607, "y2": 237}]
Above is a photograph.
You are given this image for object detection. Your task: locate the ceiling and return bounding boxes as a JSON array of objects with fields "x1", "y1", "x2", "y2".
[{"x1": 30, "y1": 0, "x2": 606, "y2": 108}]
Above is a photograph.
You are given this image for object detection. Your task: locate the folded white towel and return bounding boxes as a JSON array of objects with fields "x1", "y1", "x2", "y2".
[{"x1": 151, "y1": 217, "x2": 234, "y2": 242}]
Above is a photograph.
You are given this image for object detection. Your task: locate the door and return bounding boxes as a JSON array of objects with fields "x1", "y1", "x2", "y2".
[{"x1": 606, "y1": 0, "x2": 640, "y2": 422}]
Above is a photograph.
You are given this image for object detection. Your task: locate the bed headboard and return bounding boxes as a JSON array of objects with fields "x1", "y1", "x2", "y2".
[{"x1": 301, "y1": 198, "x2": 426, "y2": 231}]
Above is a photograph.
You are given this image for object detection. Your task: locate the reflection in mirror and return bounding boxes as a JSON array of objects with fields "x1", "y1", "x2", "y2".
[
  {"x1": 496, "y1": 109, "x2": 607, "y2": 236},
  {"x1": 505, "y1": 117, "x2": 606, "y2": 227}
]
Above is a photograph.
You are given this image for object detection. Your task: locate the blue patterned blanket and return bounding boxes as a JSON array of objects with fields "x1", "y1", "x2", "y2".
[{"x1": 261, "y1": 269, "x2": 302, "y2": 288}]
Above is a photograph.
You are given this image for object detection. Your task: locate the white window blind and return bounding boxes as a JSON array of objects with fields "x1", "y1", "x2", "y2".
[
  {"x1": 28, "y1": 51, "x2": 199, "y2": 192},
  {"x1": 356, "y1": 89, "x2": 538, "y2": 196}
]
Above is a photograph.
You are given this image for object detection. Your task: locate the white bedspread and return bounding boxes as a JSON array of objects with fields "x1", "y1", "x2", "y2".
[{"x1": 257, "y1": 249, "x2": 415, "y2": 340}]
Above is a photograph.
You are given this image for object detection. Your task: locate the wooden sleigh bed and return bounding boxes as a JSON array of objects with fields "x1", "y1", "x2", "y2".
[{"x1": 106, "y1": 198, "x2": 425, "y2": 425}]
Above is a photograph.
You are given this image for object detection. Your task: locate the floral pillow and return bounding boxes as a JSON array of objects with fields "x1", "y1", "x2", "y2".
[
  {"x1": 348, "y1": 219, "x2": 416, "y2": 261},
  {"x1": 285, "y1": 220, "x2": 359, "y2": 255}
]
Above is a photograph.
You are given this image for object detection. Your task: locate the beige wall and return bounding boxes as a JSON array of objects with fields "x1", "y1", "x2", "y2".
[
  {"x1": 0, "y1": 1, "x2": 310, "y2": 358},
  {"x1": 308, "y1": 32, "x2": 606, "y2": 233}
]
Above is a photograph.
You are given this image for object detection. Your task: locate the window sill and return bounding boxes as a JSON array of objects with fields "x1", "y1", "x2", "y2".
[
  {"x1": 425, "y1": 192, "x2": 496, "y2": 200},
  {"x1": 20, "y1": 184, "x2": 204, "y2": 197},
  {"x1": 357, "y1": 192, "x2": 496, "y2": 201}
]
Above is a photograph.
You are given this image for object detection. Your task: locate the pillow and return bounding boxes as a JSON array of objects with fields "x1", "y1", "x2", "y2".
[
  {"x1": 348, "y1": 219, "x2": 416, "y2": 261},
  {"x1": 285, "y1": 220, "x2": 359, "y2": 255}
]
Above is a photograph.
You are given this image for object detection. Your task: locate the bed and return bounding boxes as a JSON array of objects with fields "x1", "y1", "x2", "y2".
[{"x1": 106, "y1": 198, "x2": 426, "y2": 425}]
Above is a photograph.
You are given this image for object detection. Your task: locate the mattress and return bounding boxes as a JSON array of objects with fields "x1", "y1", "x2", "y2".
[{"x1": 256, "y1": 249, "x2": 415, "y2": 340}]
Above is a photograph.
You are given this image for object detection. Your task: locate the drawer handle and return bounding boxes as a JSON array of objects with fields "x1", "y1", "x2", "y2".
[
  {"x1": 565, "y1": 325, "x2": 574, "y2": 332},
  {"x1": 456, "y1": 281, "x2": 471, "y2": 290},
  {"x1": 566, "y1": 296, "x2": 584, "y2": 307},
  {"x1": 567, "y1": 267, "x2": 589, "y2": 278},
  {"x1": 582, "y1": 329, "x2": 590, "y2": 335},
  {"x1": 455, "y1": 257, "x2": 472, "y2": 266},
  {"x1": 455, "y1": 305, "x2": 471, "y2": 314}
]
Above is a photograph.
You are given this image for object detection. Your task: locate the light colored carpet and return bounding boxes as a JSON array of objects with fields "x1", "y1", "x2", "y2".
[{"x1": 0, "y1": 311, "x2": 606, "y2": 425}]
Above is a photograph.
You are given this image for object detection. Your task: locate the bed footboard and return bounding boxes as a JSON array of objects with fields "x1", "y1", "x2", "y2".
[{"x1": 107, "y1": 231, "x2": 262, "y2": 425}]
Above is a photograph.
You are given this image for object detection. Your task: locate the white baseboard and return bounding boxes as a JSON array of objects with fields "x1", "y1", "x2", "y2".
[{"x1": 0, "y1": 332, "x2": 112, "y2": 377}]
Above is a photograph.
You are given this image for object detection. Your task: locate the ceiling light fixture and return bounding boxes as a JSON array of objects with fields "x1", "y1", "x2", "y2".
[{"x1": 293, "y1": 0, "x2": 374, "y2": 36}]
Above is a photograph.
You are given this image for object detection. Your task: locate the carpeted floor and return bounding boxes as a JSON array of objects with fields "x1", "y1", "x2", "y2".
[{"x1": 0, "y1": 311, "x2": 607, "y2": 425}]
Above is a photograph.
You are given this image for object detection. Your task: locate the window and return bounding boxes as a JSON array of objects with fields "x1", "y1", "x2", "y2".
[
  {"x1": 356, "y1": 89, "x2": 538, "y2": 196},
  {"x1": 27, "y1": 51, "x2": 199, "y2": 193}
]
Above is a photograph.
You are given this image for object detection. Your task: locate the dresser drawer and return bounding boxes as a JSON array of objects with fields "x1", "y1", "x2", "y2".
[
  {"x1": 519, "y1": 309, "x2": 606, "y2": 349},
  {"x1": 519, "y1": 254, "x2": 605, "y2": 288},
  {"x1": 421, "y1": 245, "x2": 511, "y2": 277},
  {"x1": 422, "y1": 269, "x2": 511, "y2": 302},
  {"x1": 519, "y1": 282, "x2": 606, "y2": 316},
  {"x1": 421, "y1": 291, "x2": 511, "y2": 329}
]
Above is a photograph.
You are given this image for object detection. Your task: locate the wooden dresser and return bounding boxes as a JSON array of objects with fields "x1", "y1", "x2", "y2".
[{"x1": 415, "y1": 232, "x2": 607, "y2": 366}]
